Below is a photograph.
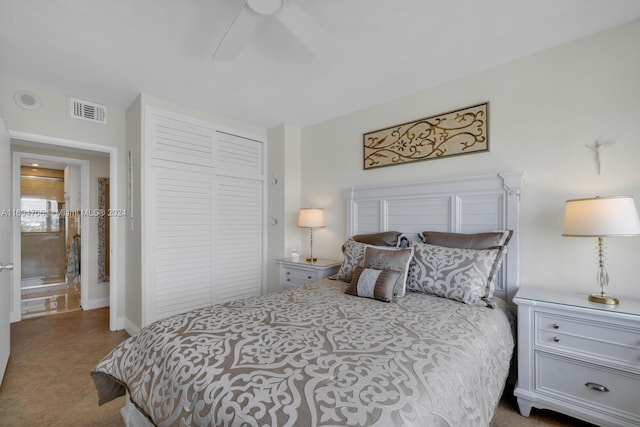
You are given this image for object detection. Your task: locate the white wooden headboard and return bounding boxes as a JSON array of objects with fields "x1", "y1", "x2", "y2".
[{"x1": 344, "y1": 172, "x2": 525, "y2": 303}]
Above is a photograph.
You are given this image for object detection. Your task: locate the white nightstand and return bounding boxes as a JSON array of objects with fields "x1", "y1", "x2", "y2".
[
  {"x1": 513, "y1": 287, "x2": 640, "y2": 427},
  {"x1": 276, "y1": 258, "x2": 341, "y2": 290}
]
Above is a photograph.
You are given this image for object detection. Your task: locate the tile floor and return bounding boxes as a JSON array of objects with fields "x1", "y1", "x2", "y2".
[{"x1": 21, "y1": 281, "x2": 81, "y2": 319}]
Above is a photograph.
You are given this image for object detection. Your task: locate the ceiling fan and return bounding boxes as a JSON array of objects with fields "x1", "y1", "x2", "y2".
[{"x1": 213, "y1": 0, "x2": 333, "y2": 60}]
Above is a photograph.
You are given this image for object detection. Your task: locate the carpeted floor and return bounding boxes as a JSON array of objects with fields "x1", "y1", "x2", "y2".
[{"x1": 0, "y1": 308, "x2": 595, "y2": 426}]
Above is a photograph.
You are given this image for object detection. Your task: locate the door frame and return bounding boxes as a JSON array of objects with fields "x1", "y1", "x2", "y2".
[
  {"x1": 8, "y1": 130, "x2": 119, "y2": 331},
  {"x1": 12, "y1": 152, "x2": 90, "y2": 317}
]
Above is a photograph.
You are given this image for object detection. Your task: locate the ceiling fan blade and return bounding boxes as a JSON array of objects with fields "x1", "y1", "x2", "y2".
[
  {"x1": 213, "y1": 5, "x2": 263, "y2": 60},
  {"x1": 275, "y1": 1, "x2": 334, "y2": 57}
]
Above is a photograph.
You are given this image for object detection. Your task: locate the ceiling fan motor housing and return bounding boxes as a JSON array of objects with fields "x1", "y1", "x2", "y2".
[{"x1": 246, "y1": 0, "x2": 282, "y2": 15}]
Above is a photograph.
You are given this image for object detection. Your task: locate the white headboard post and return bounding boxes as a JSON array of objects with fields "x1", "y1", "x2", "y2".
[{"x1": 345, "y1": 172, "x2": 525, "y2": 304}]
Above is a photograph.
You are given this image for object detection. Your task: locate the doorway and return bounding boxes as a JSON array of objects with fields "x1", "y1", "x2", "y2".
[
  {"x1": 13, "y1": 152, "x2": 89, "y2": 319},
  {"x1": 8, "y1": 133, "x2": 118, "y2": 331},
  {"x1": 19, "y1": 161, "x2": 83, "y2": 318}
]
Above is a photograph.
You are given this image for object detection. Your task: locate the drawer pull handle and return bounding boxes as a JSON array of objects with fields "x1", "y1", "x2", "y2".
[
  {"x1": 552, "y1": 337, "x2": 560, "y2": 342},
  {"x1": 307, "y1": 276, "x2": 312, "y2": 279},
  {"x1": 552, "y1": 323, "x2": 559, "y2": 329},
  {"x1": 286, "y1": 272, "x2": 290, "y2": 275},
  {"x1": 286, "y1": 279, "x2": 290, "y2": 282},
  {"x1": 585, "y1": 382, "x2": 609, "y2": 393}
]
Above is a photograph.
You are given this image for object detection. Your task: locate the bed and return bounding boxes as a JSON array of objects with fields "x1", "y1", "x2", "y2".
[{"x1": 92, "y1": 172, "x2": 524, "y2": 426}]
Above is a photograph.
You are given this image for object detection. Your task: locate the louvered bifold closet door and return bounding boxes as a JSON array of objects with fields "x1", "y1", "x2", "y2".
[
  {"x1": 214, "y1": 176, "x2": 263, "y2": 303},
  {"x1": 144, "y1": 107, "x2": 218, "y2": 324},
  {"x1": 147, "y1": 164, "x2": 214, "y2": 323},
  {"x1": 144, "y1": 107, "x2": 265, "y2": 325},
  {"x1": 213, "y1": 130, "x2": 264, "y2": 303}
]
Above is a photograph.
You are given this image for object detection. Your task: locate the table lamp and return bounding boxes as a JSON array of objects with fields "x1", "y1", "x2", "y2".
[
  {"x1": 562, "y1": 196, "x2": 640, "y2": 305},
  {"x1": 297, "y1": 208, "x2": 325, "y2": 263}
]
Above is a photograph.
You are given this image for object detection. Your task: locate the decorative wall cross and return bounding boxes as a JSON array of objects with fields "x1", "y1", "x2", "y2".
[{"x1": 585, "y1": 140, "x2": 615, "y2": 175}]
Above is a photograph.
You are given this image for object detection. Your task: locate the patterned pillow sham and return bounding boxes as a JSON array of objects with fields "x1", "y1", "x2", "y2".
[
  {"x1": 332, "y1": 239, "x2": 371, "y2": 283},
  {"x1": 345, "y1": 267, "x2": 400, "y2": 302},
  {"x1": 406, "y1": 241, "x2": 501, "y2": 305},
  {"x1": 352, "y1": 231, "x2": 405, "y2": 247},
  {"x1": 362, "y1": 246, "x2": 414, "y2": 298},
  {"x1": 420, "y1": 230, "x2": 512, "y2": 295}
]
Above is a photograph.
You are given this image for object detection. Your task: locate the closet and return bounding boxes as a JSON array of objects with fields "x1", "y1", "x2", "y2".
[{"x1": 138, "y1": 106, "x2": 266, "y2": 326}]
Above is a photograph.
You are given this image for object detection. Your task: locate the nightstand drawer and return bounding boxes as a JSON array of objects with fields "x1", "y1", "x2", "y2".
[
  {"x1": 536, "y1": 352, "x2": 640, "y2": 418},
  {"x1": 282, "y1": 267, "x2": 316, "y2": 282},
  {"x1": 277, "y1": 259, "x2": 341, "y2": 291},
  {"x1": 536, "y1": 312, "x2": 640, "y2": 365},
  {"x1": 282, "y1": 274, "x2": 314, "y2": 288}
]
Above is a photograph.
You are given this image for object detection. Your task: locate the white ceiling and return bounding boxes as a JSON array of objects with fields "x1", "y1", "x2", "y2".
[{"x1": 2, "y1": 0, "x2": 640, "y2": 129}]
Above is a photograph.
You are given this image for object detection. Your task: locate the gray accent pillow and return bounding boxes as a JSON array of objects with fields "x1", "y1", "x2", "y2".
[
  {"x1": 419, "y1": 230, "x2": 512, "y2": 249},
  {"x1": 332, "y1": 239, "x2": 371, "y2": 283},
  {"x1": 352, "y1": 231, "x2": 405, "y2": 247},
  {"x1": 362, "y1": 246, "x2": 414, "y2": 298},
  {"x1": 346, "y1": 267, "x2": 400, "y2": 302},
  {"x1": 406, "y1": 241, "x2": 501, "y2": 305},
  {"x1": 420, "y1": 230, "x2": 512, "y2": 295}
]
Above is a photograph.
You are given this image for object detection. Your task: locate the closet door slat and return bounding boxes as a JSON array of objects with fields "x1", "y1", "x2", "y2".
[{"x1": 147, "y1": 109, "x2": 216, "y2": 167}]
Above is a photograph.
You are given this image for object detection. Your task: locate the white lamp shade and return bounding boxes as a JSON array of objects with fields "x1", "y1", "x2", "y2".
[
  {"x1": 563, "y1": 196, "x2": 640, "y2": 237},
  {"x1": 297, "y1": 208, "x2": 325, "y2": 228}
]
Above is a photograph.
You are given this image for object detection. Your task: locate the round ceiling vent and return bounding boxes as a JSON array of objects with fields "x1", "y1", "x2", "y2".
[{"x1": 14, "y1": 90, "x2": 41, "y2": 110}]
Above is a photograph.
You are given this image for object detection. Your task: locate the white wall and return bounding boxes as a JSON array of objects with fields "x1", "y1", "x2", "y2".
[
  {"x1": 299, "y1": 19, "x2": 640, "y2": 299},
  {"x1": 124, "y1": 96, "x2": 142, "y2": 330},
  {"x1": 0, "y1": 78, "x2": 128, "y2": 326},
  {"x1": 267, "y1": 125, "x2": 286, "y2": 292},
  {"x1": 267, "y1": 124, "x2": 302, "y2": 292}
]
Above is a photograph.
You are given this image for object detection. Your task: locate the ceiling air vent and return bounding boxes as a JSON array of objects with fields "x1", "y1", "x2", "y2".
[{"x1": 69, "y1": 97, "x2": 107, "y2": 124}]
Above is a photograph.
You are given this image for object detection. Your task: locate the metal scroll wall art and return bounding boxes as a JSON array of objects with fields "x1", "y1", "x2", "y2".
[{"x1": 363, "y1": 102, "x2": 488, "y2": 169}]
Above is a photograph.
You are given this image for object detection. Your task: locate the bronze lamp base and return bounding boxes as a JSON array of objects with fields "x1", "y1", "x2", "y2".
[{"x1": 588, "y1": 293, "x2": 619, "y2": 305}]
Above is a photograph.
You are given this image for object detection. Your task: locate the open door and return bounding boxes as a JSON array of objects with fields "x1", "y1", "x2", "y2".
[{"x1": 0, "y1": 115, "x2": 12, "y2": 385}]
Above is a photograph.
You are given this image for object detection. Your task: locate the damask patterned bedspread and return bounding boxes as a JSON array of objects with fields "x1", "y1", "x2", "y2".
[{"x1": 92, "y1": 279, "x2": 515, "y2": 426}]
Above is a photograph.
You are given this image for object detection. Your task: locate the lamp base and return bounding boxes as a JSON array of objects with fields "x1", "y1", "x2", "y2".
[
  {"x1": 588, "y1": 293, "x2": 619, "y2": 305},
  {"x1": 306, "y1": 257, "x2": 318, "y2": 263}
]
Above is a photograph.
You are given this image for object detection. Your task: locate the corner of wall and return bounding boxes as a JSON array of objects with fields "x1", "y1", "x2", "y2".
[
  {"x1": 266, "y1": 124, "x2": 303, "y2": 293},
  {"x1": 124, "y1": 96, "x2": 142, "y2": 329}
]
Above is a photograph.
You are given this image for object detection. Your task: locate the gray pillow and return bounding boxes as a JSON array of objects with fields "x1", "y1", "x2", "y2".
[
  {"x1": 420, "y1": 230, "x2": 512, "y2": 294},
  {"x1": 332, "y1": 239, "x2": 371, "y2": 283},
  {"x1": 352, "y1": 231, "x2": 405, "y2": 247},
  {"x1": 346, "y1": 267, "x2": 400, "y2": 302},
  {"x1": 362, "y1": 246, "x2": 414, "y2": 298},
  {"x1": 420, "y1": 230, "x2": 512, "y2": 249},
  {"x1": 406, "y1": 241, "x2": 501, "y2": 305}
]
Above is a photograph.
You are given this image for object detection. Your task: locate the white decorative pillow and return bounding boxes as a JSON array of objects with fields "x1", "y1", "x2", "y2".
[
  {"x1": 362, "y1": 246, "x2": 414, "y2": 298},
  {"x1": 406, "y1": 241, "x2": 501, "y2": 305},
  {"x1": 345, "y1": 267, "x2": 400, "y2": 302}
]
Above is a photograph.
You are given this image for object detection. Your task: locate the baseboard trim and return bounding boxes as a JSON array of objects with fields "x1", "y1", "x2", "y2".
[
  {"x1": 123, "y1": 318, "x2": 140, "y2": 336},
  {"x1": 84, "y1": 297, "x2": 110, "y2": 310}
]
